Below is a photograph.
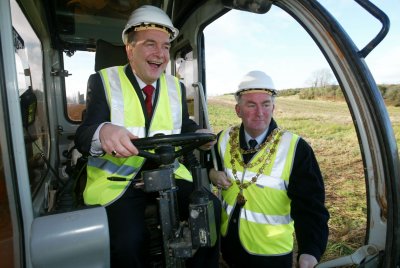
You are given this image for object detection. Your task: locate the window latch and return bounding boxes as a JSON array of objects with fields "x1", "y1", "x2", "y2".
[{"x1": 51, "y1": 68, "x2": 71, "y2": 77}]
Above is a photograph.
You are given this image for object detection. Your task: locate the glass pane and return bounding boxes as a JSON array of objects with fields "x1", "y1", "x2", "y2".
[
  {"x1": 11, "y1": 0, "x2": 49, "y2": 196},
  {"x1": 64, "y1": 51, "x2": 95, "y2": 122},
  {"x1": 176, "y1": 47, "x2": 195, "y2": 117}
]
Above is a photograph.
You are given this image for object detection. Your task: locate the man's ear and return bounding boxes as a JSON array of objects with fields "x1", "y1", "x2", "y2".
[
  {"x1": 235, "y1": 104, "x2": 241, "y2": 117},
  {"x1": 126, "y1": 45, "x2": 132, "y2": 61}
]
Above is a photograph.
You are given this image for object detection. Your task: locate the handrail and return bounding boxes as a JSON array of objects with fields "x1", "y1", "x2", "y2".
[
  {"x1": 355, "y1": 0, "x2": 390, "y2": 58},
  {"x1": 192, "y1": 82, "x2": 219, "y2": 171}
]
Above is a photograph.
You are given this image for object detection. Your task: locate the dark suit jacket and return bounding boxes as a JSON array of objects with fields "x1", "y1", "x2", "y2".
[{"x1": 75, "y1": 65, "x2": 199, "y2": 154}]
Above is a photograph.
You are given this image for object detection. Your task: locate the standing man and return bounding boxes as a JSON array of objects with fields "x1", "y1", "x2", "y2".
[
  {"x1": 209, "y1": 70, "x2": 329, "y2": 267},
  {"x1": 75, "y1": 5, "x2": 220, "y2": 267}
]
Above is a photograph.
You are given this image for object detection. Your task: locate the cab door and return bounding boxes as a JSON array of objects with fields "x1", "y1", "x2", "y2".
[{"x1": 1, "y1": 0, "x2": 110, "y2": 267}]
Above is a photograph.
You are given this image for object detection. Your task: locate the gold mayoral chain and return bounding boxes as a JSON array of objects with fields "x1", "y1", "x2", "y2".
[{"x1": 229, "y1": 126, "x2": 284, "y2": 206}]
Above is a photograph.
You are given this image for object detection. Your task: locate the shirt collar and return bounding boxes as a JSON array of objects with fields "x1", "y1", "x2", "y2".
[
  {"x1": 244, "y1": 128, "x2": 269, "y2": 147},
  {"x1": 133, "y1": 73, "x2": 157, "y2": 89}
]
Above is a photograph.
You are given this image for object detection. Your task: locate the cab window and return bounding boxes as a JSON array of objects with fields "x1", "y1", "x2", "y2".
[
  {"x1": 11, "y1": 0, "x2": 49, "y2": 197},
  {"x1": 176, "y1": 46, "x2": 196, "y2": 119},
  {"x1": 63, "y1": 51, "x2": 95, "y2": 122}
]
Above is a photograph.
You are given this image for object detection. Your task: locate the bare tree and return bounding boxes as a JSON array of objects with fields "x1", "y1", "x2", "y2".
[{"x1": 306, "y1": 68, "x2": 335, "y2": 89}]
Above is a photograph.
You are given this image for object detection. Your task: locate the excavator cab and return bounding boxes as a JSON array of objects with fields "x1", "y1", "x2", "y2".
[{"x1": 0, "y1": 0, "x2": 398, "y2": 267}]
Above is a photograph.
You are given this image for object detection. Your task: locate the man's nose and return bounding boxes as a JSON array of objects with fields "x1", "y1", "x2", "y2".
[
  {"x1": 153, "y1": 45, "x2": 164, "y2": 56},
  {"x1": 256, "y1": 106, "x2": 264, "y2": 115}
]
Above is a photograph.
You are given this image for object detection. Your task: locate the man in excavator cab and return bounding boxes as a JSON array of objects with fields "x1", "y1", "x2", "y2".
[{"x1": 74, "y1": 5, "x2": 221, "y2": 268}]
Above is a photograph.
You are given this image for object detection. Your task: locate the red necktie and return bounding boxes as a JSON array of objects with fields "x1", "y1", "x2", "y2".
[{"x1": 143, "y1": 85, "x2": 155, "y2": 117}]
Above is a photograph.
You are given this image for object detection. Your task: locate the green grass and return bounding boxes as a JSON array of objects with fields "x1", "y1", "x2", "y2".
[{"x1": 207, "y1": 94, "x2": 400, "y2": 263}]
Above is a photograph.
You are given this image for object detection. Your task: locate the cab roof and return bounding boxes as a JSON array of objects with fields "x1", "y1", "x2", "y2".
[{"x1": 45, "y1": 0, "x2": 207, "y2": 52}]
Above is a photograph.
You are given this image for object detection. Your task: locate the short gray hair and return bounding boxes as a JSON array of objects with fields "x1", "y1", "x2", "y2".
[{"x1": 126, "y1": 30, "x2": 137, "y2": 44}]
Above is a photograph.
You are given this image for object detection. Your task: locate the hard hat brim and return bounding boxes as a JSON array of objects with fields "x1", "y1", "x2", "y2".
[
  {"x1": 236, "y1": 88, "x2": 277, "y2": 96},
  {"x1": 122, "y1": 23, "x2": 179, "y2": 44}
]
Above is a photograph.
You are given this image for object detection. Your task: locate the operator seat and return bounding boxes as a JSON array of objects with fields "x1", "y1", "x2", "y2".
[
  {"x1": 86, "y1": 39, "x2": 128, "y2": 107},
  {"x1": 94, "y1": 39, "x2": 128, "y2": 71}
]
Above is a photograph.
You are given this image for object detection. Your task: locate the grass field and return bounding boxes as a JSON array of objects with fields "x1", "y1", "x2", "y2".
[{"x1": 207, "y1": 94, "x2": 400, "y2": 263}]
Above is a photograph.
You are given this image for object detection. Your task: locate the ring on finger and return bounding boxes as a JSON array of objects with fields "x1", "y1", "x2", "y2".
[{"x1": 111, "y1": 150, "x2": 117, "y2": 156}]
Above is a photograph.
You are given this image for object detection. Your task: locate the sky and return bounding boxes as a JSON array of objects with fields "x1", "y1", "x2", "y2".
[
  {"x1": 203, "y1": 0, "x2": 400, "y2": 95},
  {"x1": 63, "y1": 1, "x2": 400, "y2": 98}
]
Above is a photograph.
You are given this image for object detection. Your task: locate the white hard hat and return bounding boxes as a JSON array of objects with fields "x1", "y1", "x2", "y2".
[
  {"x1": 122, "y1": 5, "x2": 179, "y2": 44},
  {"x1": 236, "y1": 70, "x2": 277, "y2": 97}
]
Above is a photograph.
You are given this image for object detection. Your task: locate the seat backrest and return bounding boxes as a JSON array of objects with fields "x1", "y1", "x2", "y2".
[
  {"x1": 86, "y1": 39, "x2": 128, "y2": 108},
  {"x1": 94, "y1": 39, "x2": 128, "y2": 72}
]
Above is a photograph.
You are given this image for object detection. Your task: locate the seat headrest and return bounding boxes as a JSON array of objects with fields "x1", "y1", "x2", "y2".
[{"x1": 95, "y1": 39, "x2": 128, "y2": 72}]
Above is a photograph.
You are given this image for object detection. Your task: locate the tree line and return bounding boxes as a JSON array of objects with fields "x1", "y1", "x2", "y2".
[
  {"x1": 277, "y1": 68, "x2": 400, "y2": 107},
  {"x1": 278, "y1": 84, "x2": 400, "y2": 107}
]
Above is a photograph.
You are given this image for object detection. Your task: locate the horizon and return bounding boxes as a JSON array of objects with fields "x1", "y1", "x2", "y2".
[
  {"x1": 204, "y1": 0, "x2": 400, "y2": 96},
  {"x1": 210, "y1": 82, "x2": 400, "y2": 97}
]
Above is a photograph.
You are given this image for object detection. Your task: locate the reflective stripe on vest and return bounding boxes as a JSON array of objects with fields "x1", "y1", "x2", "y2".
[
  {"x1": 84, "y1": 66, "x2": 191, "y2": 206},
  {"x1": 101, "y1": 66, "x2": 182, "y2": 137},
  {"x1": 219, "y1": 126, "x2": 299, "y2": 255}
]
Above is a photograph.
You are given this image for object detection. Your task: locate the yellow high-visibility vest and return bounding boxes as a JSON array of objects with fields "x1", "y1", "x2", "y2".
[
  {"x1": 85, "y1": 66, "x2": 192, "y2": 206},
  {"x1": 219, "y1": 126, "x2": 299, "y2": 255}
]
